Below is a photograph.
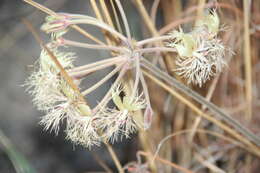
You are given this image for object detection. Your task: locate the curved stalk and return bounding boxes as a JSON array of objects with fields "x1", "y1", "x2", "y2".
[
  {"x1": 23, "y1": 0, "x2": 105, "y2": 45},
  {"x1": 137, "y1": 35, "x2": 173, "y2": 46},
  {"x1": 68, "y1": 19, "x2": 127, "y2": 42},
  {"x1": 115, "y1": 0, "x2": 131, "y2": 40},
  {"x1": 136, "y1": 47, "x2": 177, "y2": 54},
  {"x1": 69, "y1": 56, "x2": 125, "y2": 73}
]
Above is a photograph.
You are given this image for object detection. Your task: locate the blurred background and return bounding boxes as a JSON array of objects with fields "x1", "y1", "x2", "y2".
[
  {"x1": 0, "y1": 0, "x2": 138, "y2": 172},
  {"x1": 1, "y1": 0, "x2": 260, "y2": 173}
]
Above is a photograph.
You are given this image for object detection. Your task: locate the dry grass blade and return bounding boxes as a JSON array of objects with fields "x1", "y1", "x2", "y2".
[
  {"x1": 91, "y1": 152, "x2": 113, "y2": 173},
  {"x1": 153, "y1": 129, "x2": 247, "y2": 161},
  {"x1": 141, "y1": 59, "x2": 260, "y2": 148},
  {"x1": 105, "y1": 143, "x2": 124, "y2": 173},
  {"x1": 137, "y1": 151, "x2": 195, "y2": 173},
  {"x1": 243, "y1": 0, "x2": 253, "y2": 120},
  {"x1": 142, "y1": 69, "x2": 260, "y2": 157},
  {"x1": 19, "y1": 1, "x2": 260, "y2": 172}
]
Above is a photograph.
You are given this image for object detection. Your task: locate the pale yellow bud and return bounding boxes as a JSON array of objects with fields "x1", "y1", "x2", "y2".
[
  {"x1": 196, "y1": 10, "x2": 220, "y2": 36},
  {"x1": 168, "y1": 30, "x2": 196, "y2": 58},
  {"x1": 77, "y1": 103, "x2": 92, "y2": 116}
]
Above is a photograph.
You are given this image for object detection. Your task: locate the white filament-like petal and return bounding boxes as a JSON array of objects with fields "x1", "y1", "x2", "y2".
[{"x1": 168, "y1": 23, "x2": 227, "y2": 87}]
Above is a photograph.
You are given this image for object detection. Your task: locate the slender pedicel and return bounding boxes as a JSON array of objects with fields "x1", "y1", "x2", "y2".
[
  {"x1": 110, "y1": 0, "x2": 123, "y2": 33},
  {"x1": 131, "y1": 56, "x2": 141, "y2": 99},
  {"x1": 23, "y1": 0, "x2": 105, "y2": 45},
  {"x1": 23, "y1": 0, "x2": 56, "y2": 16},
  {"x1": 115, "y1": 0, "x2": 131, "y2": 40},
  {"x1": 66, "y1": 19, "x2": 127, "y2": 42},
  {"x1": 137, "y1": 35, "x2": 173, "y2": 46},
  {"x1": 69, "y1": 61, "x2": 120, "y2": 79},
  {"x1": 62, "y1": 39, "x2": 129, "y2": 53},
  {"x1": 68, "y1": 56, "x2": 125, "y2": 73},
  {"x1": 139, "y1": 65, "x2": 153, "y2": 129},
  {"x1": 82, "y1": 64, "x2": 124, "y2": 96},
  {"x1": 136, "y1": 47, "x2": 177, "y2": 54},
  {"x1": 93, "y1": 64, "x2": 129, "y2": 113}
]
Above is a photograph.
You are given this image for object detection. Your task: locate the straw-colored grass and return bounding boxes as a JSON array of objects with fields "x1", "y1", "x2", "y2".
[{"x1": 22, "y1": 0, "x2": 260, "y2": 172}]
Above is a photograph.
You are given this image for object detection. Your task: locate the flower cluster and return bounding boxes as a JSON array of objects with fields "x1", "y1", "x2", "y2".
[
  {"x1": 26, "y1": 45, "x2": 76, "y2": 111},
  {"x1": 168, "y1": 11, "x2": 227, "y2": 86},
  {"x1": 26, "y1": 12, "x2": 153, "y2": 148},
  {"x1": 26, "y1": 45, "x2": 150, "y2": 147},
  {"x1": 25, "y1": 0, "x2": 229, "y2": 149},
  {"x1": 25, "y1": 44, "x2": 104, "y2": 147},
  {"x1": 96, "y1": 84, "x2": 146, "y2": 143}
]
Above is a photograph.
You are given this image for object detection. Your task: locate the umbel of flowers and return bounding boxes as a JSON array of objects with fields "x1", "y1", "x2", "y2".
[
  {"x1": 167, "y1": 10, "x2": 226, "y2": 87},
  {"x1": 25, "y1": 5, "x2": 227, "y2": 148}
]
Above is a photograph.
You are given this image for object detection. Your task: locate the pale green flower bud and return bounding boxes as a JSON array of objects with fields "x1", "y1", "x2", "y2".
[
  {"x1": 196, "y1": 10, "x2": 220, "y2": 36},
  {"x1": 41, "y1": 14, "x2": 69, "y2": 34},
  {"x1": 77, "y1": 103, "x2": 92, "y2": 116},
  {"x1": 168, "y1": 29, "x2": 196, "y2": 58},
  {"x1": 112, "y1": 84, "x2": 145, "y2": 112}
]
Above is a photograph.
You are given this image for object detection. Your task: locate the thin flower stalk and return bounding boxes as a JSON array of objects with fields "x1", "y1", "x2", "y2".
[
  {"x1": 95, "y1": 83, "x2": 146, "y2": 142},
  {"x1": 68, "y1": 56, "x2": 124, "y2": 73},
  {"x1": 69, "y1": 59, "x2": 125, "y2": 79},
  {"x1": 137, "y1": 35, "x2": 174, "y2": 46},
  {"x1": 115, "y1": 0, "x2": 131, "y2": 40},
  {"x1": 24, "y1": 1, "x2": 258, "y2": 152},
  {"x1": 23, "y1": 0, "x2": 105, "y2": 45},
  {"x1": 41, "y1": 14, "x2": 128, "y2": 42},
  {"x1": 82, "y1": 63, "x2": 124, "y2": 96},
  {"x1": 132, "y1": 56, "x2": 141, "y2": 98},
  {"x1": 92, "y1": 64, "x2": 129, "y2": 113},
  {"x1": 136, "y1": 47, "x2": 177, "y2": 54},
  {"x1": 60, "y1": 38, "x2": 129, "y2": 53}
]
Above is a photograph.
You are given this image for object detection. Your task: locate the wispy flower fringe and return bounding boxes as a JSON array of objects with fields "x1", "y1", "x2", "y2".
[
  {"x1": 167, "y1": 10, "x2": 227, "y2": 87},
  {"x1": 25, "y1": 5, "x2": 229, "y2": 148}
]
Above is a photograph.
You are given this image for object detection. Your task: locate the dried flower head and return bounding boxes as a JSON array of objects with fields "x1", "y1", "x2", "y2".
[
  {"x1": 168, "y1": 11, "x2": 227, "y2": 87},
  {"x1": 65, "y1": 115, "x2": 101, "y2": 147},
  {"x1": 91, "y1": 83, "x2": 146, "y2": 143},
  {"x1": 195, "y1": 10, "x2": 220, "y2": 37},
  {"x1": 25, "y1": 43, "x2": 100, "y2": 147},
  {"x1": 26, "y1": 0, "x2": 233, "y2": 150},
  {"x1": 25, "y1": 45, "x2": 76, "y2": 109}
]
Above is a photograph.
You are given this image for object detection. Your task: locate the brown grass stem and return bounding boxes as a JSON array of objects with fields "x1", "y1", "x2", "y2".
[
  {"x1": 141, "y1": 59, "x2": 260, "y2": 147},
  {"x1": 243, "y1": 0, "x2": 253, "y2": 120},
  {"x1": 142, "y1": 69, "x2": 260, "y2": 157},
  {"x1": 105, "y1": 143, "x2": 124, "y2": 173},
  {"x1": 137, "y1": 151, "x2": 194, "y2": 173}
]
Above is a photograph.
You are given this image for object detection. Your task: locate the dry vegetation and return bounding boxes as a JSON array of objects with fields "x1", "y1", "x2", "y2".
[{"x1": 21, "y1": 0, "x2": 260, "y2": 172}]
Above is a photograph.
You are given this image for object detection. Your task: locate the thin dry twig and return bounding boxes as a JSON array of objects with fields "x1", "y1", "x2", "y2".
[
  {"x1": 141, "y1": 59, "x2": 260, "y2": 148},
  {"x1": 105, "y1": 143, "x2": 124, "y2": 173},
  {"x1": 141, "y1": 66, "x2": 260, "y2": 157},
  {"x1": 138, "y1": 151, "x2": 195, "y2": 173},
  {"x1": 243, "y1": 0, "x2": 253, "y2": 120}
]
